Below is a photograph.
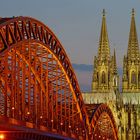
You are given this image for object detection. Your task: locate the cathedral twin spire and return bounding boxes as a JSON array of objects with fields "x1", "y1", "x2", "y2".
[
  {"x1": 98, "y1": 9, "x2": 110, "y2": 61},
  {"x1": 122, "y1": 9, "x2": 140, "y2": 92},
  {"x1": 92, "y1": 9, "x2": 118, "y2": 93},
  {"x1": 127, "y1": 8, "x2": 139, "y2": 60},
  {"x1": 92, "y1": 9, "x2": 140, "y2": 93}
]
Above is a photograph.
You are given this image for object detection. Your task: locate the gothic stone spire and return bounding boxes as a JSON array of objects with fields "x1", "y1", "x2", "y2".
[
  {"x1": 122, "y1": 9, "x2": 140, "y2": 93},
  {"x1": 98, "y1": 9, "x2": 110, "y2": 60},
  {"x1": 127, "y1": 8, "x2": 139, "y2": 60}
]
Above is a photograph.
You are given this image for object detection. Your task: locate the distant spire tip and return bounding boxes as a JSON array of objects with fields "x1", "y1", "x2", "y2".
[
  {"x1": 103, "y1": 9, "x2": 106, "y2": 17},
  {"x1": 132, "y1": 8, "x2": 135, "y2": 16}
]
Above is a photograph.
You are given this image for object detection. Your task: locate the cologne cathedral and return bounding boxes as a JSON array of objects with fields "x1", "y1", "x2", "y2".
[{"x1": 82, "y1": 9, "x2": 140, "y2": 140}]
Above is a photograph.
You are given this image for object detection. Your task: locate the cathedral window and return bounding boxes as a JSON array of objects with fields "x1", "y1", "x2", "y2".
[
  {"x1": 113, "y1": 77, "x2": 117, "y2": 86},
  {"x1": 102, "y1": 71, "x2": 106, "y2": 84},
  {"x1": 131, "y1": 71, "x2": 136, "y2": 84},
  {"x1": 97, "y1": 72, "x2": 99, "y2": 80},
  {"x1": 138, "y1": 72, "x2": 140, "y2": 82}
]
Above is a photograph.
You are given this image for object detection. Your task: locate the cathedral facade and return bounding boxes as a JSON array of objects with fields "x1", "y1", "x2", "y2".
[{"x1": 82, "y1": 9, "x2": 140, "y2": 140}]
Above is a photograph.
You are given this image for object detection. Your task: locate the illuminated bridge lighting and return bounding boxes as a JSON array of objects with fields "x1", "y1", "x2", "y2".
[{"x1": 0, "y1": 134, "x2": 4, "y2": 140}]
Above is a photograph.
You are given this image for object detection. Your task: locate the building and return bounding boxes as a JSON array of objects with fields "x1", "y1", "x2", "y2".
[{"x1": 82, "y1": 9, "x2": 140, "y2": 140}]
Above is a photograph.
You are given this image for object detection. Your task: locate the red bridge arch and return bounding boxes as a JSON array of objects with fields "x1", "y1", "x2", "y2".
[
  {"x1": 88, "y1": 104, "x2": 118, "y2": 140},
  {"x1": 0, "y1": 16, "x2": 118, "y2": 140}
]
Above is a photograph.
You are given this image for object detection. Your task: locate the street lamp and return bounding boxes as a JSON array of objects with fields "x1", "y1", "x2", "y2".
[{"x1": 69, "y1": 125, "x2": 71, "y2": 128}]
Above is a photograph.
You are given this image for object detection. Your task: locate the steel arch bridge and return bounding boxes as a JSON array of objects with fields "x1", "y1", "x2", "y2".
[{"x1": 0, "y1": 16, "x2": 118, "y2": 140}]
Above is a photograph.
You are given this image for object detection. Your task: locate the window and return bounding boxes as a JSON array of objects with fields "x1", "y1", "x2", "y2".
[
  {"x1": 138, "y1": 72, "x2": 140, "y2": 82},
  {"x1": 102, "y1": 71, "x2": 106, "y2": 84},
  {"x1": 97, "y1": 72, "x2": 99, "y2": 79},
  {"x1": 131, "y1": 71, "x2": 136, "y2": 84},
  {"x1": 113, "y1": 77, "x2": 117, "y2": 86}
]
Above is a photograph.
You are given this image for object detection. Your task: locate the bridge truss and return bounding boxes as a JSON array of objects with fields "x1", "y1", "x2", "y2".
[{"x1": 0, "y1": 16, "x2": 118, "y2": 140}]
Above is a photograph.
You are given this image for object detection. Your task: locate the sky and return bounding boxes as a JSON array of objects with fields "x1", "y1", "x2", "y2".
[{"x1": 1, "y1": 0, "x2": 140, "y2": 91}]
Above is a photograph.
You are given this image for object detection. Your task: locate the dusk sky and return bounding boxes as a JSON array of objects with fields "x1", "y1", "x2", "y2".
[{"x1": 1, "y1": 0, "x2": 140, "y2": 91}]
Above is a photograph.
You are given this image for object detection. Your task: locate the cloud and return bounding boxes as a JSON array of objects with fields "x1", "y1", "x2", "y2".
[{"x1": 72, "y1": 63, "x2": 93, "y2": 72}]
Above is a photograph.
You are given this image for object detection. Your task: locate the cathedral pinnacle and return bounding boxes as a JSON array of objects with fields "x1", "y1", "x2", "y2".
[
  {"x1": 132, "y1": 8, "x2": 135, "y2": 16},
  {"x1": 102, "y1": 9, "x2": 106, "y2": 17},
  {"x1": 127, "y1": 8, "x2": 139, "y2": 60},
  {"x1": 98, "y1": 9, "x2": 110, "y2": 60},
  {"x1": 113, "y1": 49, "x2": 117, "y2": 74}
]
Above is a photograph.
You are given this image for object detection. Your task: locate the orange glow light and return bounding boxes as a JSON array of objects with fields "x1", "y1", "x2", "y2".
[{"x1": 0, "y1": 134, "x2": 5, "y2": 139}]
